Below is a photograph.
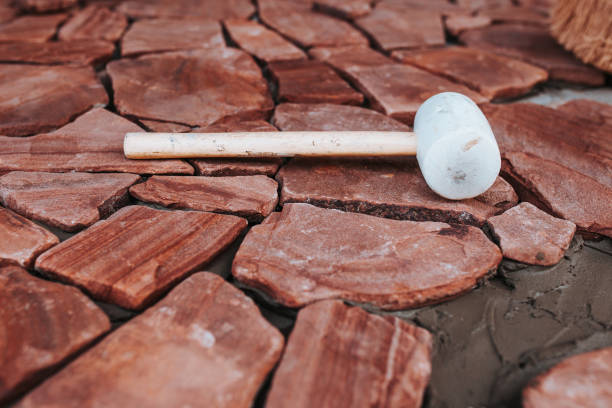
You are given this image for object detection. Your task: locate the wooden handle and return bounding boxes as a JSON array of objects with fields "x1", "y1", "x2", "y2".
[{"x1": 124, "y1": 131, "x2": 417, "y2": 159}]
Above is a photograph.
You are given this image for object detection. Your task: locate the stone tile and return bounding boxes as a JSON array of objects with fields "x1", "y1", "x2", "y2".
[
  {"x1": 139, "y1": 119, "x2": 192, "y2": 133},
  {"x1": 459, "y1": 24, "x2": 606, "y2": 86},
  {"x1": 0, "y1": 64, "x2": 107, "y2": 137},
  {"x1": 380, "y1": 0, "x2": 467, "y2": 16},
  {"x1": 16, "y1": 0, "x2": 76, "y2": 12},
  {"x1": 479, "y1": 5, "x2": 549, "y2": 26},
  {"x1": 556, "y1": 99, "x2": 612, "y2": 127},
  {"x1": 268, "y1": 60, "x2": 363, "y2": 105},
  {"x1": 457, "y1": 0, "x2": 512, "y2": 12},
  {"x1": 0, "y1": 40, "x2": 114, "y2": 65},
  {"x1": 474, "y1": 176, "x2": 518, "y2": 212},
  {"x1": 276, "y1": 158, "x2": 514, "y2": 226},
  {"x1": 0, "y1": 207, "x2": 58, "y2": 268},
  {"x1": 487, "y1": 202, "x2": 576, "y2": 265},
  {"x1": 120, "y1": 18, "x2": 224, "y2": 56},
  {"x1": 117, "y1": 0, "x2": 255, "y2": 19},
  {"x1": 0, "y1": 108, "x2": 194, "y2": 175},
  {"x1": 130, "y1": 175, "x2": 278, "y2": 222},
  {"x1": 16, "y1": 272, "x2": 283, "y2": 408},
  {"x1": 313, "y1": 0, "x2": 371, "y2": 19},
  {"x1": 107, "y1": 48, "x2": 273, "y2": 128},
  {"x1": 0, "y1": 14, "x2": 67, "y2": 43},
  {"x1": 224, "y1": 19, "x2": 306, "y2": 63},
  {"x1": 0, "y1": 265, "x2": 110, "y2": 404},
  {"x1": 393, "y1": 46, "x2": 548, "y2": 100},
  {"x1": 309, "y1": 45, "x2": 394, "y2": 71},
  {"x1": 0, "y1": 171, "x2": 140, "y2": 232},
  {"x1": 35, "y1": 205, "x2": 247, "y2": 309},
  {"x1": 266, "y1": 300, "x2": 433, "y2": 408},
  {"x1": 232, "y1": 203, "x2": 502, "y2": 309},
  {"x1": 58, "y1": 5, "x2": 128, "y2": 42},
  {"x1": 444, "y1": 15, "x2": 491, "y2": 36}
]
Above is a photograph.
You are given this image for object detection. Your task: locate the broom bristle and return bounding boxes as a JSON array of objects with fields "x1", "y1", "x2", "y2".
[{"x1": 550, "y1": 0, "x2": 612, "y2": 73}]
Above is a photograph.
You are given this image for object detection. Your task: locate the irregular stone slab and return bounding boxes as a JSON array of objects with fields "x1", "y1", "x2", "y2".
[
  {"x1": 269, "y1": 60, "x2": 363, "y2": 105},
  {"x1": 487, "y1": 202, "x2": 576, "y2": 265},
  {"x1": 0, "y1": 207, "x2": 58, "y2": 268},
  {"x1": 380, "y1": 0, "x2": 466, "y2": 16},
  {"x1": 117, "y1": 0, "x2": 255, "y2": 20},
  {"x1": 35, "y1": 205, "x2": 247, "y2": 309},
  {"x1": 479, "y1": 5, "x2": 548, "y2": 26},
  {"x1": 276, "y1": 158, "x2": 514, "y2": 226},
  {"x1": 0, "y1": 171, "x2": 139, "y2": 231},
  {"x1": 0, "y1": 14, "x2": 67, "y2": 43},
  {"x1": 121, "y1": 18, "x2": 224, "y2": 56},
  {"x1": 523, "y1": 347, "x2": 612, "y2": 408},
  {"x1": 393, "y1": 47, "x2": 548, "y2": 100},
  {"x1": 459, "y1": 24, "x2": 606, "y2": 86},
  {"x1": 16, "y1": 0, "x2": 76, "y2": 12},
  {"x1": 556, "y1": 99, "x2": 612, "y2": 127},
  {"x1": 266, "y1": 300, "x2": 432, "y2": 408},
  {"x1": 258, "y1": 0, "x2": 368, "y2": 48},
  {"x1": 224, "y1": 19, "x2": 306, "y2": 63},
  {"x1": 0, "y1": 3, "x2": 17, "y2": 24},
  {"x1": 139, "y1": 119, "x2": 192, "y2": 133},
  {"x1": 309, "y1": 44, "x2": 394, "y2": 71},
  {"x1": 0, "y1": 64, "x2": 107, "y2": 137},
  {"x1": 517, "y1": 0, "x2": 555, "y2": 14},
  {"x1": 130, "y1": 175, "x2": 278, "y2": 222},
  {"x1": 0, "y1": 265, "x2": 110, "y2": 404},
  {"x1": 107, "y1": 48, "x2": 273, "y2": 128},
  {"x1": 457, "y1": 0, "x2": 512, "y2": 12},
  {"x1": 445, "y1": 15, "x2": 491, "y2": 36},
  {"x1": 233, "y1": 203, "x2": 502, "y2": 309},
  {"x1": 314, "y1": 0, "x2": 371, "y2": 19},
  {"x1": 0, "y1": 40, "x2": 114, "y2": 65},
  {"x1": 16, "y1": 272, "x2": 283, "y2": 408},
  {"x1": 58, "y1": 5, "x2": 128, "y2": 42},
  {"x1": 502, "y1": 152, "x2": 612, "y2": 238},
  {"x1": 475, "y1": 176, "x2": 518, "y2": 212},
  {"x1": 0, "y1": 108, "x2": 194, "y2": 175}
]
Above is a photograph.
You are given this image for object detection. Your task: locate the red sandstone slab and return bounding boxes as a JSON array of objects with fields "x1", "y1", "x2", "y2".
[
  {"x1": 139, "y1": 119, "x2": 192, "y2": 133},
  {"x1": 0, "y1": 266, "x2": 110, "y2": 404},
  {"x1": 0, "y1": 64, "x2": 107, "y2": 137},
  {"x1": 487, "y1": 202, "x2": 576, "y2": 265},
  {"x1": 314, "y1": 0, "x2": 371, "y2": 19},
  {"x1": 0, "y1": 207, "x2": 58, "y2": 268},
  {"x1": 445, "y1": 15, "x2": 491, "y2": 36},
  {"x1": 457, "y1": 0, "x2": 512, "y2": 12},
  {"x1": 393, "y1": 46, "x2": 548, "y2": 100},
  {"x1": 556, "y1": 99, "x2": 612, "y2": 127},
  {"x1": 58, "y1": 5, "x2": 128, "y2": 42},
  {"x1": 35, "y1": 205, "x2": 247, "y2": 309},
  {"x1": 479, "y1": 6, "x2": 549, "y2": 26},
  {"x1": 107, "y1": 48, "x2": 273, "y2": 128},
  {"x1": 516, "y1": 0, "x2": 555, "y2": 14},
  {"x1": 0, "y1": 171, "x2": 139, "y2": 231},
  {"x1": 117, "y1": 0, "x2": 255, "y2": 20},
  {"x1": 233, "y1": 203, "x2": 502, "y2": 310},
  {"x1": 224, "y1": 19, "x2": 306, "y2": 63},
  {"x1": 380, "y1": 0, "x2": 466, "y2": 17},
  {"x1": 0, "y1": 108, "x2": 194, "y2": 175},
  {"x1": 269, "y1": 60, "x2": 363, "y2": 106},
  {"x1": 475, "y1": 176, "x2": 518, "y2": 212},
  {"x1": 266, "y1": 300, "x2": 432, "y2": 408},
  {"x1": 0, "y1": 40, "x2": 114, "y2": 65},
  {"x1": 309, "y1": 45, "x2": 394, "y2": 71},
  {"x1": 16, "y1": 0, "x2": 76, "y2": 11},
  {"x1": 0, "y1": 3, "x2": 17, "y2": 24},
  {"x1": 121, "y1": 18, "x2": 224, "y2": 56},
  {"x1": 130, "y1": 175, "x2": 278, "y2": 222},
  {"x1": 16, "y1": 272, "x2": 283, "y2": 408},
  {"x1": 459, "y1": 24, "x2": 606, "y2": 86},
  {"x1": 0, "y1": 14, "x2": 66, "y2": 43}
]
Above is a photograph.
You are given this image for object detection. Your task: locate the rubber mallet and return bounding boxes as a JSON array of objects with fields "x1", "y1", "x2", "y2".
[{"x1": 124, "y1": 92, "x2": 501, "y2": 200}]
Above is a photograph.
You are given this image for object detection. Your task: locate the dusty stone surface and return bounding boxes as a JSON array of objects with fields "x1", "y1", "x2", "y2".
[
  {"x1": 488, "y1": 202, "x2": 576, "y2": 266},
  {"x1": 459, "y1": 24, "x2": 606, "y2": 86},
  {"x1": 107, "y1": 48, "x2": 273, "y2": 128},
  {"x1": 556, "y1": 99, "x2": 612, "y2": 127},
  {"x1": 117, "y1": 0, "x2": 255, "y2": 19},
  {"x1": 269, "y1": 60, "x2": 363, "y2": 106},
  {"x1": 58, "y1": 5, "x2": 127, "y2": 42},
  {"x1": 121, "y1": 18, "x2": 224, "y2": 56},
  {"x1": 0, "y1": 14, "x2": 67, "y2": 42},
  {"x1": 232, "y1": 203, "x2": 502, "y2": 310},
  {"x1": 314, "y1": 0, "x2": 371, "y2": 19},
  {"x1": 0, "y1": 40, "x2": 114, "y2": 65},
  {"x1": 16, "y1": 0, "x2": 76, "y2": 12},
  {"x1": 267, "y1": 300, "x2": 433, "y2": 408},
  {"x1": 393, "y1": 46, "x2": 548, "y2": 100},
  {"x1": 16, "y1": 272, "x2": 284, "y2": 408},
  {"x1": 0, "y1": 207, "x2": 58, "y2": 269},
  {"x1": 35, "y1": 205, "x2": 247, "y2": 309},
  {"x1": 445, "y1": 14, "x2": 491, "y2": 36},
  {"x1": 130, "y1": 175, "x2": 278, "y2": 222},
  {"x1": 0, "y1": 108, "x2": 193, "y2": 175},
  {"x1": 0, "y1": 171, "x2": 140, "y2": 232},
  {"x1": 0, "y1": 265, "x2": 110, "y2": 404},
  {"x1": 309, "y1": 44, "x2": 394, "y2": 71}
]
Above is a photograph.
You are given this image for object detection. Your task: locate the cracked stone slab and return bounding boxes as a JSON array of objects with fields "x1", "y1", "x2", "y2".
[
  {"x1": 0, "y1": 13, "x2": 67, "y2": 42},
  {"x1": 313, "y1": 0, "x2": 371, "y2": 19},
  {"x1": 487, "y1": 202, "x2": 576, "y2": 266},
  {"x1": 117, "y1": 0, "x2": 255, "y2": 20},
  {"x1": 266, "y1": 300, "x2": 433, "y2": 408},
  {"x1": 130, "y1": 175, "x2": 278, "y2": 222},
  {"x1": 379, "y1": 0, "x2": 466, "y2": 16},
  {"x1": 478, "y1": 5, "x2": 548, "y2": 26},
  {"x1": 444, "y1": 15, "x2": 491, "y2": 36},
  {"x1": 139, "y1": 119, "x2": 192, "y2": 133},
  {"x1": 58, "y1": 5, "x2": 127, "y2": 42},
  {"x1": 16, "y1": 272, "x2": 283, "y2": 408},
  {"x1": 0, "y1": 40, "x2": 114, "y2": 65},
  {"x1": 35, "y1": 205, "x2": 247, "y2": 309},
  {"x1": 0, "y1": 207, "x2": 58, "y2": 269},
  {"x1": 16, "y1": 0, "x2": 76, "y2": 12},
  {"x1": 107, "y1": 48, "x2": 273, "y2": 128},
  {"x1": 309, "y1": 44, "x2": 394, "y2": 71},
  {"x1": 232, "y1": 203, "x2": 502, "y2": 310},
  {"x1": 393, "y1": 46, "x2": 548, "y2": 100},
  {"x1": 0, "y1": 108, "x2": 194, "y2": 175},
  {"x1": 0, "y1": 171, "x2": 140, "y2": 232},
  {"x1": 0, "y1": 265, "x2": 110, "y2": 404},
  {"x1": 556, "y1": 99, "x2": 612, "y2": 127}
]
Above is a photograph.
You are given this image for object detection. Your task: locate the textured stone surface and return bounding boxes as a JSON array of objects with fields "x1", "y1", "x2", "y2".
[
  {"x1": 0, "y1": 108, "x2": 194, "y2": 175},
  {"x1": 130, "y1": 175, "x2": 278, "y2": 222},
  {"x1": 0, "y1": 13, "x2": 67, "y2": 42},
  {"x1": 488, "y1": 202, "x2": 576, "y2": 265},
  {"x1": 475, "y1": 176, "x2": 519, "y2": 212},
  {"x1": 0, "y1": 265, "x2": 110, "y2": 404},
  {"x1": 107, "y1": 48, "x2": 273, "y2": 128},
  {"x1": 35, "y1": 205, "x2": 247, "y2": 309},
  {"x1": 117, "y1": 0, "x2": 255, "y2": 19},
  {"x1": 58, "y1": 5, "x2": 127, "y2": 42},
  {"x1": 393, "y1": 46, "x2": 548, "y2": 100},
  {"x1": 381, "y1": 0, "x2": 465, "y2": 16},
  {"x1": 139, "y1": 120, "x2": 192, "y2": 133},
  {"x1": 16, "y1": 272, "x2": 283, "y2": 408},
  {"x1": 0, "y1": 3, "x2": 17, "y2": 24},
  {"x1": 0, "y1": 207, "x2": 58, "y2": 268},
  {"x1": 556, "y1": 99, "x2": 612, "y2": 127},
  {"x1": 444, "y1": 14, "x2": 491, "y2": 36},
  {"x1": 233, "y1": 203, "x2": 502, "y2": 310},
  {"x1": 457, "y1": 0, "x2": 513, "y2": 11},
  {"x1": 479, "y1": 5, "x2": 548, "y2": 25},
  {"x1": 267, "y1": 300, "x2": 433, "y2": 408},
  {"x1": 314, "y1": 0, "x2": 371, "y2": 19},
  {"x1": 0, "y1": 171, "x2": 139, "y2": 231},
  {"x1": 0, "y1": 40, "x2": 114, "y2": 65},
  {"x1": 16, "y1": 0, "x2": 76, "y2": 12},
  {"x1": 309, "y1": 44, "x2": 394, "y2": 71}
]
